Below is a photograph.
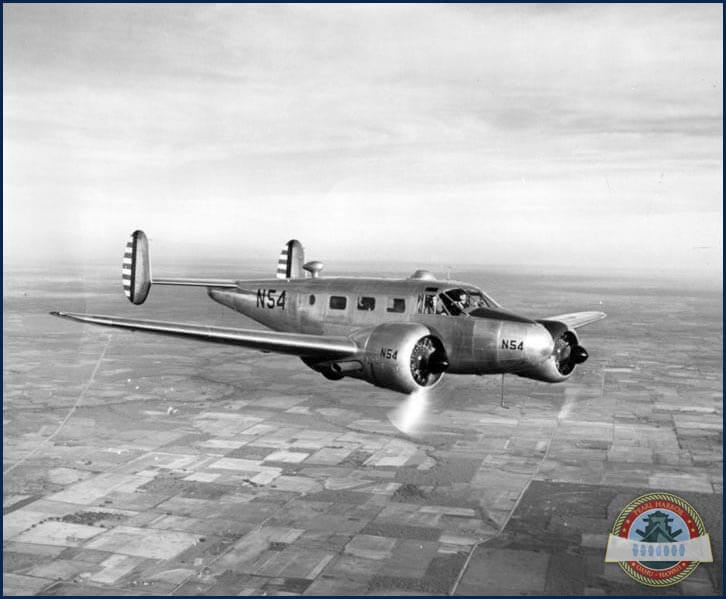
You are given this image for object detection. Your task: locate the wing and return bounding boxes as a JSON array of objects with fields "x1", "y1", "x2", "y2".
[
  {"x1": 51, "y1": 312, "x2": 359, "y2": 360},
  {"x1": 544, "y1": 311, "x2": 606, "y2": 329}
]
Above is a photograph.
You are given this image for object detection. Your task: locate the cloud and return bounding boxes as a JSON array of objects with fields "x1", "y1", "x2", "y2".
[{"x1": 3, "y1": 4, "x2": 722, "y2": 275}]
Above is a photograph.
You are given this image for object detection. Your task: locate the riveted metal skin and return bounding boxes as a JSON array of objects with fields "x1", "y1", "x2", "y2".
[
  {"x1": 204, "y1": 276, "x2": 564, "y2": 384},
  {"x1": 344, "y1": 323, "x2": 446, "y2": 394},
  {"x1": 516, "y1": 327, "x2": 587, "y2": 382},
  {"x1": 53, "y1": 231, "x2": 606, "y2": 394}
]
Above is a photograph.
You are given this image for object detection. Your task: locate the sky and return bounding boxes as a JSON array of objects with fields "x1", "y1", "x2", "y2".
[{"x1": 3, "y1": 4, "x2": 723, "y2": 278}]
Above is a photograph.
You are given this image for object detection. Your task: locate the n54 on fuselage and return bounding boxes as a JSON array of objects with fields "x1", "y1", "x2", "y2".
[{"x1": 52, "y1": 231, "x2": 605, "y2": 394}]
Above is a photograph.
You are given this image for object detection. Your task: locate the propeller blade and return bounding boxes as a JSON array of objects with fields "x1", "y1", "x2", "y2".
[
  {"x1": 574, "y1": 345, "x2": 589, "y2": 364},
  {"x1": 428, "y1": 351, "x2": 449, "y2": 373},
  {"x1": 387, "y1": 390, "x2": 436, "y2": 436}
]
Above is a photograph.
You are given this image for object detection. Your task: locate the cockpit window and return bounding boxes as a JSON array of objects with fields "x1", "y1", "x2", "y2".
[
  {"x1": 437, "y1": 287, "x2": 499, "y2": 316},
  {"x1": 416, "y1": 287, "x2": 439, "y2": 314},
  {"x1": 438, "y1": 291, "x2": 464, "y2": 315}
]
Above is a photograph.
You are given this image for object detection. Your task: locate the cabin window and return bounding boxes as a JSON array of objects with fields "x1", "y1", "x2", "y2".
[
  {"x1": 329, "y1": 296, "x2": 347, "y2": 310},
  {"x1": 357, "y1": 296, "x2": 376, "y2": 311},
  {"x1": 386, "y1": 297, "x2": 406, "y2": 313},
  {"x1": 309, "y1": 294, "x2": 316, "y2": 305}
]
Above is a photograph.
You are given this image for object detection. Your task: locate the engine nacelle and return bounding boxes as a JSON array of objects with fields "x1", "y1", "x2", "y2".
[
  {"x1": 517, "y1": 320, "x2": 589, "y2": 383},
  {"x1": 315, "y1": 323, "x2": 448, "y2": 394}
]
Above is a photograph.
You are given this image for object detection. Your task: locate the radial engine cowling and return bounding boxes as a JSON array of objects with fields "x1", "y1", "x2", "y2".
[
  {"x1": 517, "y1": 320, "x2": 589, "y2": 383},
  {"x1": 343, "y1": 323, "x2": 449, "y2": 394}
]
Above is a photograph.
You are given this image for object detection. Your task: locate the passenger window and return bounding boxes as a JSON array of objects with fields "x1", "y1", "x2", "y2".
[
  {"x1": 357, "y1": 296, "x2": 375, "y2": 311},
  {"x1": 329, "y1": 296, "x2": 347, "y2": 310},
  {"x1": 386, "y1": 298, "x2": 405, "y2": 313}
]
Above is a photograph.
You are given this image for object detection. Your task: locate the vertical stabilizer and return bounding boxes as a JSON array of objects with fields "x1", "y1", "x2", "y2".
[
  {"x1": 123, "y1": 230, "x2": 151, "y2": 304},
  {"x1": 276, "y1": 239, "x2": 304, "y2": 279}
]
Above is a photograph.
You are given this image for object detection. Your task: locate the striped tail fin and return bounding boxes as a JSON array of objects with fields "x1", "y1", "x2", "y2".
[
  {"x1": 276, "y1": 239, "x2": 304, "y2": 279},
  {"x1": 122, "y1": 230, "x2": 151, "y2": 305}
]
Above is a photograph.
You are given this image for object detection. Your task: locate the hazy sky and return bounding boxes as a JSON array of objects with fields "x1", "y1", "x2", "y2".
[{"x1": 3, "y1": 4, "x2": 722, "y2": 277}]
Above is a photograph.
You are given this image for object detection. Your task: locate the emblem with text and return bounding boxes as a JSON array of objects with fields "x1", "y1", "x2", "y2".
[
  {"x1": 500, "y1": 339, "x2": 523, "y2": 350},
  {"x1": 256, "y1": 289, "x2": 286, "y2": 309},
  {"x1": 605, "y1": 492, "x2": 712, "y2": 586}
]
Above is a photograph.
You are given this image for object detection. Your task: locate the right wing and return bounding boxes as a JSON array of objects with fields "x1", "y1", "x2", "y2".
[
  {"x1": 50, "y1": 312, "x2": 359, "y2": 361},
  {"x1": 545, "y1": 311, "x2": 606, "y2": 329}
]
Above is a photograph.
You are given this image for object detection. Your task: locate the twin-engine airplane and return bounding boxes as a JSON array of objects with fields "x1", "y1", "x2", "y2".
[{"x1": 52, "y1": 231, "x2": 605, "y2": 395}]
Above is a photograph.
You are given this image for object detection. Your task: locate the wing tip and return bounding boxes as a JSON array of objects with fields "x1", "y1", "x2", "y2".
[
  {"x1": 51, "y1": 311, "x2": 79, "y2": 321},
  {"x1": 545, "y1": 310, "x2": 607, "y2": 329}
]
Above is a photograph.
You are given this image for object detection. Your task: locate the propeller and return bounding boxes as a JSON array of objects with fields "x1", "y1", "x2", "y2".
[
  {"x1": 388, "y1": 336, "x2": 450, "y2": 435},
  {"x1": 553, "y1": 331, "x2": 589, "y2": 375},
  {"x1": 409, "y1": 337, "x2": 449, "y2": 386},
  {"x1": 387, "y1": 389, "x2": 436, "y2": 436}
]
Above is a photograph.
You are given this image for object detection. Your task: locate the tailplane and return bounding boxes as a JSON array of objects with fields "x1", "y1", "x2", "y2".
[
  {"x1": 122, "y1": 229, "x2": 237, "y2": 303},
  {"x1": 276, "y1": 239, "x2": 305, "y2": 279}
]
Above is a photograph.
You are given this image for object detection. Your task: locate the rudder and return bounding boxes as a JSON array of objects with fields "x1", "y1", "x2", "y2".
[
  {"x1": 123, "y1": 230, "x2": 151, "y2": 304},
  {"x1": 276, "y1": 239, "x2": 304, "y2": 279}
]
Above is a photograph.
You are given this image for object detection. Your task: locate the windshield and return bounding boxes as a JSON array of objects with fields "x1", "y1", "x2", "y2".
[{"x1": 437, "y1": 287, "x2": 499, "y2": 316}]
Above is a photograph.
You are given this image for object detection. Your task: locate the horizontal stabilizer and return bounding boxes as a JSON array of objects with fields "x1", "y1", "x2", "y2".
[
  {"x1": 123, "y1": 229, "x2": 239, "y2": 304},
  {"x1": 545, "y1": 311, "x2": 606, "y2": 329},
  {"x1": 50, "y1": 311, "x2": 359, "y2": 360},
  {"x1": 152, "y1": 278, "x2": 238, "y2": 288}
]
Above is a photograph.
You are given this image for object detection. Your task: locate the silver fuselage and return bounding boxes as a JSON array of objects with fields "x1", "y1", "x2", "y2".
[{"x1": 207, "y1": 276, "x2": 554, "y2": 375}]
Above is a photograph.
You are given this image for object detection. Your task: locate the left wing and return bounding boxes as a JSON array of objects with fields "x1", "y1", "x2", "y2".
[
  {"x1": 544, "y1": 311, "x2": 606, "y2": 329},
  {"x1": 50, "y1": 312, "x2": 359, "y2": 360}
]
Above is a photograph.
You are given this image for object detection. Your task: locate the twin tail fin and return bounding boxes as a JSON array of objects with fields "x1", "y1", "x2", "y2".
[
  {"x1": 122, "y1": 230, "x2": 151, "y2": 305},
  {"x1": 123, "y1": 231, "x2": 305, "y2": 305},
  {"x1": 276, "y1": 239, "x2": 305, "y2": 279}
]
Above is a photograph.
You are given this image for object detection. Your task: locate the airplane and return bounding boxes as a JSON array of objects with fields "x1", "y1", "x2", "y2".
[{"x1": 52, "y1": 230, "x2": 605, "y2": 398}]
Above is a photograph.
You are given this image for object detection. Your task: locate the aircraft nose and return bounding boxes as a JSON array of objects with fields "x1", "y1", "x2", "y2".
[{"x1": 525, "y1": 324, "x2": 555, "y2": 364}]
